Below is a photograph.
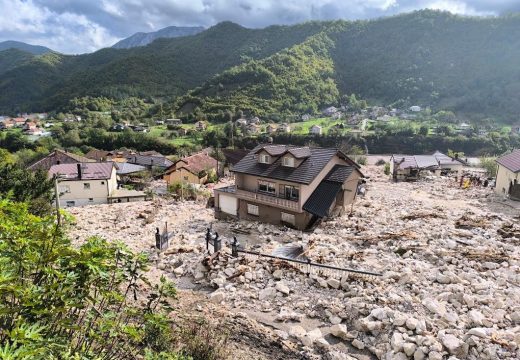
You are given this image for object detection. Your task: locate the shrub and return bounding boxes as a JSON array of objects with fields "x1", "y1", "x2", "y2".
[
  {"x1": 479, "y1": 157, "x2": 497, "y2": 177},
  {"x1": 0, "y1": 199, "x2": 181, "y2": 359},
  {"x1": 384, "y1": 162, "x2": 391, "y2": 175},
  {"x1": 375, "y1": 159, "x2": 386, "y2": 166},
  {"x1": 168, "y1": 181, "x2": 199, "y2": 200},
  {"x1": 356, "y1": 156, "x2": 367, "y2": 165},
  {"x1": 175, "y1": 319, "x2": 229, "y2": 360}
]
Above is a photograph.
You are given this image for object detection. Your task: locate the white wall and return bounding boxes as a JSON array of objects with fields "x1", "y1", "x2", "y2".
[{"x1": 495, "y1": 164, "x2": 520, "y2": 195}]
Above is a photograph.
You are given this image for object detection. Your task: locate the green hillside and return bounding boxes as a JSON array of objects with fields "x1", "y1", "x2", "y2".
[
  {"x1": 2, "y1": 10, "x2": 520, "y2": 121},
  {"x1": 0, "y1": 21, "x2": 326, "y2": 112}
]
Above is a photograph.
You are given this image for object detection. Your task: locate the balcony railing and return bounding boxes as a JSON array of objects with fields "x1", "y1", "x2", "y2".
[{"x1": 215, "y1": 185, "x2": 300, "y2": 211}]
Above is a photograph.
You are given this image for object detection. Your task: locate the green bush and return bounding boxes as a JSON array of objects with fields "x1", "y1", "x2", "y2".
[
  {"x1": 479, "y1": 157, "x2": 497, "y2": 177},
  {"x1": 0, "y1": 199, "x2": 181, "y2": 359},
  {"x1": 356, "y1": 156, "x2": 367, "y2": 166},
  {"x1": 384, "y1": 162, "x2": 391, "y2": 175}
]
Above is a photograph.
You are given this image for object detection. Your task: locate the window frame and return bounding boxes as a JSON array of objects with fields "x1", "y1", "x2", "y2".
[
  {"x1": 283, "y1": 185, "x2": 299, "y2": 201},
  {"x1": 258, "y1": 180, "x2": 276, "y2": 195},
  {"x1": 282, "y1": 156, "x2": 295, "y2": 167},
  {"x1": 247, "y1": 203, "x2": 259, "y2": 216},
  {"x1": 281, "y1": 212, "x2": 296, "y2": 225},
  {"x1": 259, "y1": 154, "x2": 270, "y2": 164}
]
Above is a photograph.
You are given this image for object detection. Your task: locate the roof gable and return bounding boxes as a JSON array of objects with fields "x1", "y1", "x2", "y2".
[
  {"x1": 497, "y1": 149, "x2": 520, "y2": 173},
  {"x1": 233, "y1": 144, "x2": 357, "y2": 185}
]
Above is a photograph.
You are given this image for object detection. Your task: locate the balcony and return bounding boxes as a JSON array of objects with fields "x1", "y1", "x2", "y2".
[{"x1": 215, "y1": 185, "x2": 300, "y2": 211}]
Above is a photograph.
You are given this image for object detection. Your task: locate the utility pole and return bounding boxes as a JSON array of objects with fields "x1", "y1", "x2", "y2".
[
  {"x1": 54, "y1": 175, "x2": 61, "y2": 227},
  {"x1": 230, "y1": 120, "x2": 234, "y2": 149}
]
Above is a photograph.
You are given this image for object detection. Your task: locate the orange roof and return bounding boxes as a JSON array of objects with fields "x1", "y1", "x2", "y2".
[{"x1": 166, "y1": 152, "x2": 217, "y2": 176}]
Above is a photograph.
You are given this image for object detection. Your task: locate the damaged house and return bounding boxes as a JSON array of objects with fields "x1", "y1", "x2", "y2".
[
  {"x1": 214, "y1": 144, "x2": 363, "y2": 230},
  {"x1": 390, "y1": 152, "x2": 466, "y2": 181}
]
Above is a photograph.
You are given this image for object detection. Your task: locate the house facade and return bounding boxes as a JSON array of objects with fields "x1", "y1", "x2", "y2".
[
  {"x1": 48, "y1": 162, "x2": 146, "y2": 207},
  {"x1": 163, "y1": 151, "x2": 218, "y2": 185},
  {"x1": 495, "y1": 149, "x2": 520, "y2": 199},
  {"x1": 309, "y1": 125, "x2": 322, "y2": 135},
  {"x1": 214, "y1": 144, "x2": 363, "y2": 230}
]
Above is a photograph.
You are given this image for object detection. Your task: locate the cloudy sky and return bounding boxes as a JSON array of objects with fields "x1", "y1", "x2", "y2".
[{"x1": 1, "y1": 0, "x2": 519, "y2": 54}]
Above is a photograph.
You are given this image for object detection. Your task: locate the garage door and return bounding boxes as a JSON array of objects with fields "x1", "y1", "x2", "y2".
[{"x1": 219, "y1": 195, "x2": 237, "y2": 216}]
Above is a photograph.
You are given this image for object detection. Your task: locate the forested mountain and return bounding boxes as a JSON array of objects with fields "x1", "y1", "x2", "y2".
[
  {"x1": 0, "y1": 40, "x2": 53, "y2": 55},
  {"x1": 112, "y1": 26, "x2": 205, "y2": 49},
  {"x1": 2, "y1": 10, "x2": 520, "y2": 120}
]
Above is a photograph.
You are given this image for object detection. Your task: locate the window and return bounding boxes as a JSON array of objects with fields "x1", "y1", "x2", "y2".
[
  {"x1": 65, "y1": 201, "x2": 75, "y2": 207},
  {"x1": 83, "y1": 183, "x2": 90, "y2": 190},
  {"x1": 59, "y1": 185, "x2": 70, "y2": 194},
  {"x1": 281, "y1": 212, "x2": 296, "y2": 225},
  {"x1": 183, "y1": 176, "x2": 189, "y2": 181},
  {"x1": 282, "y1": 156, "x2": 295, "y2": 167},
  {"x1": 258, "y1": 181, "x2": 276, "y2": 194},
  {"x1": 247, "y1": 204, "x2": 259, "y2": 216},
  {"x1": 259, "y1": 154, "x2": 270, "y2": 164},
  {"x1": 283, "y1": 185, "x2": 299, "y2": 201},
  {"x1": 88, "y1": 198, "x2": 94, "y2": 202}
]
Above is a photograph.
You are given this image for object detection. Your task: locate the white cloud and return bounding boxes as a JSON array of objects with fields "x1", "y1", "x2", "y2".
[
  {"x1": 0, "y1": 0, "x2": 515, "y2": 53},
  {"x1": 0, "y1": 0, "x2": 118, "y2": 53}
]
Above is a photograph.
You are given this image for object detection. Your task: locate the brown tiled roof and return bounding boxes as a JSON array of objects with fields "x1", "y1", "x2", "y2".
[
  {"x1": 85, "y1": 149, "x2": 110, "y2": 161},
  {"x1": 28, "y1": 149, "x2": 95, "y2": 172},
  {"x1": 48, "y1": 162, "x2": 115, "y2": 180},
  {"x1": 497, "y1": 149, "x2": 520, "y2": 172},
  {"x1": 165, "y1": 152, "x2": 217, "y2": 176},
  {"x1": 233, "y1": 144, "x2": 359, "y2": 185}
]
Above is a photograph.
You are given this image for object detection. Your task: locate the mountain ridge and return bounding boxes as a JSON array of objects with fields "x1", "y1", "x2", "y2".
[
  {"x1": 0, "y1": 40, "x2": 53, "y2": 55},
  {"x1": 112, "y1": 26, "x2": 205, "y2": 49},
  {"x1": 1, "y1": 11, "x2": 520, "y2": 121}
]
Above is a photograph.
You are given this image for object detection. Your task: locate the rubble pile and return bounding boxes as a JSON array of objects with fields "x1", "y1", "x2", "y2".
[{"x1": 69, "y1": 166, "x2": 520, "y2": 359}]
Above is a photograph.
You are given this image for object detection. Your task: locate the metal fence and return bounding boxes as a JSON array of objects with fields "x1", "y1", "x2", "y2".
[
  {"x1": 155, "y1": 222, "x2": 170, "y2": 251},
  {"x1": 204, "y1": 228, "x2": 382, "y2": 279}
]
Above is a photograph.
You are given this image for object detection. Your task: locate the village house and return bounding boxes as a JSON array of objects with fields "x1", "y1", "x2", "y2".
[
  {"x1": 265, "y1": 124, "x2": 278, "y2": 134},
  {"x1": 245, "y1": 123, "x2": 261, "y2": 135},
  {"x1": 510, "y1": 123, "x2": 520, "y2": 135},
  {"x1": 163, "y1": 151, "x2": 218, "y2": 185},
  {"x1": 49, "y1": 162, "x2": 146, "y2": 207},
  {"x1": 235, "y1": 118, "x2": 248, "y2": 127},
  {"x1": 195, "y1": 120, "x2": 207, "y2": 131},
  {"x1": 309, "y1": 124, "x2": 322, "y2": 135},
  {"x1": 301, "y1": 114, "x2": 312, "y2": 121},
  {"x1": 214, "y1": 144, "x2": 363, "y2": 230},
  {"x1": 28, "y1": 149, "x2": 95, "y2": 172},
  {"x1": 278, "y1": 123, "x2": 291, "y2": 133},
  {"x1": 322, "y1": 106, "x2": 338, "y2": 117},
  {"x1": 389, "y1": 151, "x2": 466, "y2": 181},
  {"x1": 495, "y1": 149, "x2": 520, "y2": 200},
  {"x1": 165, "y1": 118, "x2": 182, "y2": 126},
  {"x1": 126, "y1": 153, "x2": 173, "y2": 170},
  {"x1": 409, "y1": 105, "x2": 421, "y2": 112},
  {"x1": 248, "y1": 117, "x2": 261, "y2": 125}
]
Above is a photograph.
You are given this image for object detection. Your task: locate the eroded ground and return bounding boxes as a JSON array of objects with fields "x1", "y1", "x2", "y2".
[{"x1": 68, "y1": 166, "x2": 520, "y2": 360}]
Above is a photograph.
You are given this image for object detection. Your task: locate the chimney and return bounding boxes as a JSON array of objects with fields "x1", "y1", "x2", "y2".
[{"x1": 77, "y1": 163, "x2": 82, "y2": 179}]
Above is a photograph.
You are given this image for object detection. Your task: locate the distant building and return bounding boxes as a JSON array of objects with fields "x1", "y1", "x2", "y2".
[
  {"x1": 126, "y1": 154, "x2": 173, "y2": 170},
  {"x1": 195, "y1": 121, "x2": 207, "y2": 131},
  {"x1": 245, "y1": 123, "x2": 261, "y2": 135},
  {"x1": 235, "y1": 118, "x2": 248, "y2": 127},
  {"x1": 309, "y1": 125, "x2": 322, "y2": 135},
  {"x1": 248, "y1": 117, "x2": 260, "y2": 125},
  {"x1": 409, "y1": 106, "x2": 421, "y2": 112},
  {"x1": 322, "y1": 106, "x2": 338, "y2": 116},
  {"x1": 301, "y1": 114, "x2": 312, "y2": 121},
  {"x1": 389, "y1": 152, "x2": 465, "y2": 181},
  {"x1": 165, "y1": 118, "x2": 182, "y2": 126},
  {"x1": 278, "y1": 123, "x2": 291, "y2": 133},
  {"x1": 265, "y1": 124, "x2": 278, "y2": 134},
  {"x1": 510, "y1": 123, "x2": 520, "y2": 135}
]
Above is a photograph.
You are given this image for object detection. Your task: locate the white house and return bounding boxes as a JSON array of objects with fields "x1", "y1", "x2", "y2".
[
  {"x1": 278, "y1": 123, "x2": 291, "y2": 133},
  {"x1": 309, "y1": 125, "x2": 322, "y2": 135},
  {"x1": 495, "y1": 149, "x2": 520, "y2": 199},
  {"x1": 409, "y1": 106, "x2": 421, "y2": 112},
  {"x1": 48, "y1": 162, "x2": 146, "y2": 207}
]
